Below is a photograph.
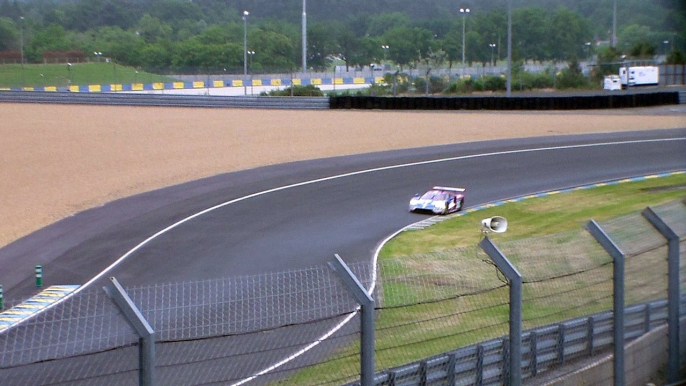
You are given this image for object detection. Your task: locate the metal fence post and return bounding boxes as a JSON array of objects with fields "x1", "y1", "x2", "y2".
[
  {"x1": 479, "y1": 236, "x2": 522, "y2": 386},
  {"x1": 586, "y1": 220, "x2": 625, "y2": 386},
  {"x1": 103, "y1": 277, "x2": 155, "y2": 386},
  {"x1": 642, "y1": 207, "x2": 680, "y2": 383},
  {"x1": 329, "y1": 254, "x2": 375, "y2": 386}
]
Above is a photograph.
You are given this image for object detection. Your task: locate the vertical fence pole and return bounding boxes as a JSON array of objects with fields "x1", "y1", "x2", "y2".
[
  {"x1": 641, "y1": 207, "x2": 680, "y2": 383},
  {"x1": 586, "y1": 220, "x2": 625, "y2": 386},
  {"x1": 476, "y1": 344, "x2": 484, "y2": 385},
  {"x1": 446, "y1": 352, "x2": 456, "y2": 385},
  {"x1": 479, "y1": 236, "x2": 522, "y2": 386},
  {"x1": 104, "y1": 277, "x2": 155, "y2": 386},
  {"x1": 35, "y1": 265, "x2": 42, "y2": 288},
  {"x1": 329, "y1": 254, "x2": 375, "y2": 386}
]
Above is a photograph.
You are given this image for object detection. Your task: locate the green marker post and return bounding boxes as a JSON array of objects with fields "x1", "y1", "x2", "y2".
[{"x1": 36, "y1": 265, "x2": 42, "y2": 288}]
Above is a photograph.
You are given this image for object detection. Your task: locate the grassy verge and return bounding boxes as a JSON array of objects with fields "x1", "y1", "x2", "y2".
[
  {"x1": 0, "y1": 63, "x2": 175, "y2": 88},
  {"x1": 381, "y1": 174, "x2": 686, "y2": 256},
  {"x1": 273, "y1": 173, "x2": 686, "y2": 385}
]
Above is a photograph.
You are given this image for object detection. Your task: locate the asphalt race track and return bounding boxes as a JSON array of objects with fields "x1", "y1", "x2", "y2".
[
  {"x1": 2, "y1": 128, "x2": 686, "y2": 299},
  {"x1": 1, "y1": 128, "x2": 685, "y2": 385}
]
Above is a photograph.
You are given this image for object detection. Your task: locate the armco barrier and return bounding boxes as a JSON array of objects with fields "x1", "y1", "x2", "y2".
[
  {"x1": 0, "y1": 91, "x2": 329, "y2": 110},
  {"x1": 346, "y1": 297, "x2": 683, "y2": 386},
  {"x1": 0, "y1": 90, "x2": 680, "y2": 111},
  {"x1": 330, "y1": 92, "x2": 680, "y2": 110}
]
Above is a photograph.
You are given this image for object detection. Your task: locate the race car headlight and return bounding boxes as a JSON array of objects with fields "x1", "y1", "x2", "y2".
[
  {"x1": 434, "y1": 201, "x2": 445, "y2": 208},
  {"x1": 410, "y1": 199, "x2": 419, "y2": 205}
]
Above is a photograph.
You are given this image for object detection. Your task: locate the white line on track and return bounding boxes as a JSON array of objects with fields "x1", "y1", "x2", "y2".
[{"x1": 12, "y1": 136, "x2": 686, "y2": 383}]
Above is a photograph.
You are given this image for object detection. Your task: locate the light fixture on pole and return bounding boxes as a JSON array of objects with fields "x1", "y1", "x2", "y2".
[
  {"x1": 460, "y1": 8, "x2": 470, "y2": 66},
  {"x1": 242, "y1": 10, "x2": 249, "y2": 76},
  {"x1": 663, "y1": 40, "x2": 669, "y2": 59},
  {"x1": 381, "y1": 45, "x2": 389, "y2": 62}
]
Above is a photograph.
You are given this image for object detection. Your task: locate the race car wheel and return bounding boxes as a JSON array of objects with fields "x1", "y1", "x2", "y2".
[{"x1": 458, "y1": 198, "x2": 464, "y2": 211}]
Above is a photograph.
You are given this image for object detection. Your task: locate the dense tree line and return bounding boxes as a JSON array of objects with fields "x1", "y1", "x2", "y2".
[{"x1": 0, "y1": 0, "x2": 683, "y2": 73}]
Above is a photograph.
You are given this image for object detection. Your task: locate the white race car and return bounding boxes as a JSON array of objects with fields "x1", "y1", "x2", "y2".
[{"x1": 409, "y1": 186, "x2": 466, "y2": 215}]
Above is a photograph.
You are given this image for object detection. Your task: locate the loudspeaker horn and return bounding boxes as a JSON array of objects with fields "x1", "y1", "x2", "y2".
[{"x1": 481, "y1": 216, "x2": 508, "y2": 233}]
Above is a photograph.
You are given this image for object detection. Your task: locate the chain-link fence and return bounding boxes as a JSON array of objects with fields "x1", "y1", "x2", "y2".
[{"x1": 1, "y1": 199, "x2": 685, "y2": 386}]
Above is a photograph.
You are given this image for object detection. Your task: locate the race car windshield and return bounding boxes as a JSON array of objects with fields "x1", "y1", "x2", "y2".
[{"x1": 420, "y1": 191, "x2": 447, "y2": 200}]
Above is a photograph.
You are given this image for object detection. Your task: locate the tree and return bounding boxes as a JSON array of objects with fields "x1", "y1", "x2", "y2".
[
  {"x1": 618, "y1": 24, "x2": 656, "y2": 54},
  {"x1": 442, "y1": 30, "x2": 461, "y2": 68},
  {"x1": 545, "y1": 7, "x2": 591, "y2": 63},
  {"x1": 332, "y1": 21, "x2": 360, "y2": 70},
  {"x1": 512, "y1": 7, "x2": 549, "y2": 62},
  {"x1": 26, "y1": 24, "x2": 72, "y2": 62},
  {"x1": 367, "y1": 12, "x2": 410, "y2": 37},
  {"x1": 306, "y1": 22, "x2": 338, "y2": 70},
  {"x1": 383, "y1": 26, "x2": 418, "y2": 69},
  {"x1": 629, "y1": 41, "x2": 656, "y2": 58},
  {"x1": 666, "y1": 50, "x2": 685, "y2": 65},
  {"x1": 465, "y1": 30, "x2": 485, "y2": 65},
  {"x1": 136, "y1": 14, "x2": 172, "y2": 44},
  {"x1": 93, "y1": 26, "x2": 145, "y2": 65},
  {"x1": 249, "y1": 29, "x2": 296, "y2": 71},
  {"x1": 140, "y1": 42, "x2": 172, "y2": 69},
  {"x1": 0, "y1": 16, "x2": 17, "y2": 51}
]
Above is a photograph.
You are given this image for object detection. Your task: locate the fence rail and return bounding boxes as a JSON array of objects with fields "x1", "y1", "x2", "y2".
[{"x1": 353, "y1": 296, "x2": 680, "y2": 386}]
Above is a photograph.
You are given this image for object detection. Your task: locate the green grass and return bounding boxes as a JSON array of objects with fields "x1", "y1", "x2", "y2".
[
  {"x1": 381, "y1": 175, "x2": 686, "y2": 257},
  {"x1": 0, "y1": 63, "x2": 175, "y2": 88},
  {"x1": 271, "y1": 173, "x2": 686, "y2": 385}
]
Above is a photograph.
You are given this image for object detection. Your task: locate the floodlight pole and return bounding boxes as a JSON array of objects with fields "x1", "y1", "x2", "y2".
[
  {"x1": 20, "y1": 16, "x2": 24, "y2": 69},
  {"x1": 506, "y1": 0, "x2": 512, "y2": 97},
  {"x1": 302, "y1": 0, "x2": 307, "y2": 74},
  {"x1": 243, "y1": 11, "x2": 249, "y2": 76},
  {"x1": 460, "y1": 8, "x2": 470, "y2": 67},
  {"x1": 612, "y1": 0, "x2": 617, "y2": 47}
]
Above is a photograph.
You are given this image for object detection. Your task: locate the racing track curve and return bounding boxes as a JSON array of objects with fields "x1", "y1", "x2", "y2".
[
  {"x1": 2, "y1": 129, "x2": 685, "y2": 297},
  {"x1": 1, "y1": 128, "x2": 685, "y2": 385}
]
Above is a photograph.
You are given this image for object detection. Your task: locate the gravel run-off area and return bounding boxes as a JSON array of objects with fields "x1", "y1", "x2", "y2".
[{"x1": 1, "y1": 103, "x2": 684, "y2": 250}]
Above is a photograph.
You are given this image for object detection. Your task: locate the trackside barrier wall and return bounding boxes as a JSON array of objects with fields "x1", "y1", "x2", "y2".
[
  {"x1": 329, "y1": 92, "x2": 679, "y2": 110},
  {"x1": 0, "y1": 199, "x2": 684, "y2": 386},
  {"x1": 0, "y1": 91, "x2": 680, "y2": 111}
]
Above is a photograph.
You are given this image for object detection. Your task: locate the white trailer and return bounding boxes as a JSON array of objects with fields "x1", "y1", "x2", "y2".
[
  {"x1": 603, "y1": 75, "x2": 621, "y2": 91},
  {"x1": 619, "y1": 66, "x2": 659, "y2": 88}
]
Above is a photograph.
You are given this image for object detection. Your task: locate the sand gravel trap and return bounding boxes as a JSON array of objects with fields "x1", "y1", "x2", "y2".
[{"x1": 1, "y1": 103, "x2": 684, "y2": 249}]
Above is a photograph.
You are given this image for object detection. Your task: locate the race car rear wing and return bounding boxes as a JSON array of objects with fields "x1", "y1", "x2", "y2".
[{"x1": 433, "y1": 186, "x2": 465, "y2": 192}]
